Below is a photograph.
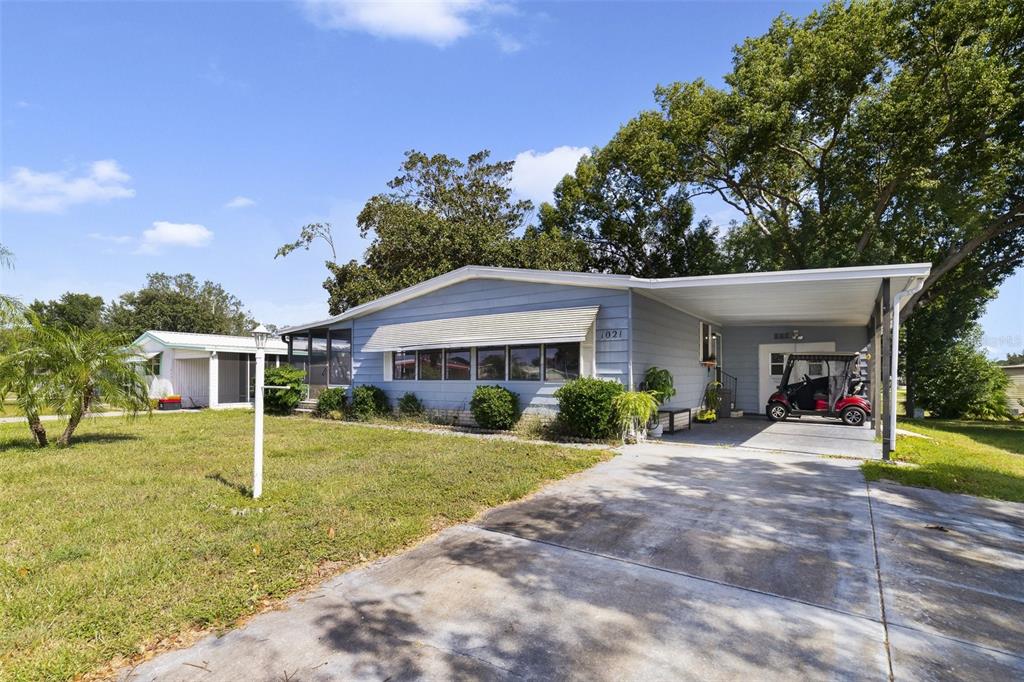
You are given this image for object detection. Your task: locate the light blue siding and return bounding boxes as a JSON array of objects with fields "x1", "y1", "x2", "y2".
[
  {"x1": 630, "y1": 291, "x2": 717, "y2": 411},
  {"x1": 722, "y1": 325, "x2": 870, "y2": 414},
  {"x1": 350, "y1": 278, "x2": 630, "y2": 415}
]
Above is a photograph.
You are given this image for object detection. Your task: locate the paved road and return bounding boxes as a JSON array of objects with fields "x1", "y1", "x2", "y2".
[{"x1": 123, "y1": 444, "x2": 1024, "y2": 681}]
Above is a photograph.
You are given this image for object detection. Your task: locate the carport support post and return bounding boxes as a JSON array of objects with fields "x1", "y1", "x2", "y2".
[
  {"x1": 880, "y1": 279, "x2": 892, "y2": 461},
  {"x1": 209, "y1": 352, "x2": 219, "y2": 409}
]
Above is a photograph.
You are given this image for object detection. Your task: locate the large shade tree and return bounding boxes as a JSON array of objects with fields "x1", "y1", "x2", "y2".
[
  {"x1": 279, "y1": 150, "x2": 586, "y2": 314},
  {"x1": 542, "y1": 112, "x2": 725, "y2": 277},
  {"x1": 548, "y1": 0, "x2": 1024, "y2": 412},
  {"x1": 105, "y1": 273, "x2": 257, "y2": 338},
  {"x1": 30, "y1": 292, "x2": 105, "y2": 331}
]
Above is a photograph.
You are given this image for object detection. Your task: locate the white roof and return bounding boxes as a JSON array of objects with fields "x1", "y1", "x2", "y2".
[
  {"x1": 132, "y1": 330, "x2": 288, "y2": 354},
  {"x1": 362, "y1": 306, "x2": 599, "y2": 352},
  {"x1": 278, "y1": 262, "x2": 933, "y2": 333}
]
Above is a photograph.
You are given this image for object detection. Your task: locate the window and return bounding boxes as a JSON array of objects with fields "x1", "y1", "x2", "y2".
[
  {"x1": 770, "y1": 352, "x2": 785, "y2": 376},
  {"x1": 393, "y1": 350, "x2": 416, "y2": 380},
  {"x1": 145, "y1": 353, "x2": 161, "y2": 376},
  {"x1": 700, "y1": 322, "x2": 715, "y2": 362},
  {"x1": 477, "y1": 347, "x2": 506, "y2": 380},
  {"x1": 418, "y1": 349, "x2": 443, "y2": 380},
  {"x1": 329, "y1": 329, "x2": 352, "y2": 385},
  {"x1": 509, "y1": 346, "x2": 541, "y2": 381},
  {"x1": 445, "y1": 348, "x2": 471, "y2": 380},
  {"x1": 545, "y1": 343, "x2": 580, "y2": 382},
  {"x1": 808, "y1": 361, "x2": 824, "y2": 377}
]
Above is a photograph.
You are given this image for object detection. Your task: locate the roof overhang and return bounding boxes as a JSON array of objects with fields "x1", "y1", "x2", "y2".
[
  {"x1": 278, "y1": 263, "x2": 932, "y2": 334},
  {"x1": 633, "y1": 263, "x2": 932, "y2": 326}
]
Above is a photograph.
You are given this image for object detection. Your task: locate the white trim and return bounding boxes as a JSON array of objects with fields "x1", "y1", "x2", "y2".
[{"x1": 278, "y1": 263, "x2": 932, "y2": 335}]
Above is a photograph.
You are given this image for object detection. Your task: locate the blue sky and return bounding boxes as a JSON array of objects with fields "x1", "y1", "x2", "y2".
[{"x1": 1, "y1": 0, "x2": 1020, "y2": 357}]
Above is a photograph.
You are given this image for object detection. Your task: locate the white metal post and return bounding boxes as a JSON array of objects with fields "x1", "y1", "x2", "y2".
[
  {"x1": 888, "y1": 278, "x2": 925, "y2": 455},
  {"x1": 253, "y1": 347, "x2": 265, "y2": 498}
]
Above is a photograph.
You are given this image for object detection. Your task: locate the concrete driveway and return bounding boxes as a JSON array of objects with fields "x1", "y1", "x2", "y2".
[
  {"x1": 663, "y1": 415, "x2": 882, "y2": 459},
  {"x1": 123, "y1": 444, "x2": 1023, "y2": 681}
]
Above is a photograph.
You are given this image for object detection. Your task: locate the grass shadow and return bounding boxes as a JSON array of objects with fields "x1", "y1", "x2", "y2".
[
  {"x1": 0, "y1": 431, "x2": 141, "y2": 453},
  {"x1": 205, "y1": 472, "x2": 252, "y2": 497}
]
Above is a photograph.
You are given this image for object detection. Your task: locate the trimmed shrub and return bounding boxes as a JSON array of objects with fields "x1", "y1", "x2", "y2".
[
  {"x1": 263, "y1": 366, "x2": 306, "y2": 415},
  {"x1": 470, "y1": 385, "x2": 520, "y2": 430},
  {"x1": 397, "y1": 392, "x2": 425, "y2": 418},
  {"x1": 349, "y1": 385, "x2": 390, "y2": 421},
  {"x1": 315, "y1": 387, "x2": 347, "y2": 418},
  {"x1": 554, "y1": 377, "x2": 624, "y2": 439}
]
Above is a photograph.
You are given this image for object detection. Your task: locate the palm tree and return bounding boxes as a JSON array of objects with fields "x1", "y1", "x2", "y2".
[
  {"x1": 41, "y1": 325, "x2": 150, "y2": 446},
  {"x1": 0, "y1": 243, "x2": 25, "y2": 325},
  {"x1": 0, "y1": 324, "x2": 51, "y2": 446}
]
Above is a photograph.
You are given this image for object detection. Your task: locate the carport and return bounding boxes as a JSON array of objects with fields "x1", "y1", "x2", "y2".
[{"x1": 632, "y1": 263, "x2": 930, "y2": 459}]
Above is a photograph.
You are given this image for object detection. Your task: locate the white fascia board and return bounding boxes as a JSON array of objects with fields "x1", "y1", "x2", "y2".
[
  {"x1": 636, "y1": 263, "x2": 933, "y2": 290},
  {"x1": 277, "y1": 263, "x2": 932, "y2": 335}
]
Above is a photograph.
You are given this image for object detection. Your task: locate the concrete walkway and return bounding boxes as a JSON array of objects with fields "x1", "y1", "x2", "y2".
[{"x1": 122, "y1": 444, "x2": 1023, "y2": 681}]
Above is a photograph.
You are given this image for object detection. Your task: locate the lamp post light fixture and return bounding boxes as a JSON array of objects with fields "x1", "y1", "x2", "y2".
[{"x1": 251, "y1": 324, "x2": 270, "y2": 499}]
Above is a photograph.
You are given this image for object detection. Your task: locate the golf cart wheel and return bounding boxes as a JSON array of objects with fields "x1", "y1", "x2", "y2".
[
  {"x1": 766, "y1": 402, "x2": 788, "y2": 422},
  {"x1": 841, "y1": 406, "x2": 866, "y2": 426}
]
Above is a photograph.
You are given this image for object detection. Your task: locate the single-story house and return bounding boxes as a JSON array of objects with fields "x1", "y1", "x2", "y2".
[
  {"x1": 278, "y1": 262, "x2": 931, "y2": 457},
  {"x1": 131, "y1": 330, "x2": 289, "y2": 409},
  {"x1": 1001, "y1": 364, "x2": 1024, "y2": 417}
]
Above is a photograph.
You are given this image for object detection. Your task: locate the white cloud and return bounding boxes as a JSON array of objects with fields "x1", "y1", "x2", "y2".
[
  {"x1": 137, "y1": 221, "x2": 213, "y2": 254},
  {"x1": 225, "y1": 196, "x2": 255, "y2": 209},
  {"x1": 302, "y1": 0, "x2": 500, "y2": 47},
  {"x1": 510, "y1": 146, "x2": 589, "y2": 205},
  {"x1": 16, "y1": 100, "x2": 30, "y2": 108},
  {"x1": 0, "y1": 159, "x2": 135, "y2": 213},
  {"x1": 88, "y1": 232, "x2": 133, "y2": 244}
]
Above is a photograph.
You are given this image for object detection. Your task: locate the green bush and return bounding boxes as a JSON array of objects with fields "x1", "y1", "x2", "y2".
[
  {"x1": 315, "y1": 387, "x2": 347, "y2": 417},
  {"x1": 554, "y1": 377, "x2": 624, "y2": 439},
  {"x1": 916, "y1": 333, "x2": 1011, "y2": 419},
  {"x1": 470, "y1": 385, "x2": 520, "y2": 430},
  {"x1": 263, "y1": 366, "x2": 306, "y2": 415},
  {"x1": 397, "y1": 392, "x2": 425, "y2": 418},
  {"x1": 349, "y1": 385, "x2": 390, "y2": 421}
]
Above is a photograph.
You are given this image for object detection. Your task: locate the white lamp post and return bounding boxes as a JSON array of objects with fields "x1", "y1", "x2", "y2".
[{"x1": 251, "y1": 324, "x2": 271, "y2": 499}]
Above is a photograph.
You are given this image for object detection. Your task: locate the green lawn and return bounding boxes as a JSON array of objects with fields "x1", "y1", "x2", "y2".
[
  {"x1": 863, "y1": 419, "x2": 1024, "y2": 502},
  {"x1": 0, "y1": 411, "x2": 611, "y2": 681}
]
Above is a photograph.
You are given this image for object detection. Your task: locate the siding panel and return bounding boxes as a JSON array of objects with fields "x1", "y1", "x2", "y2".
[{"x1": 351, "y1": 279, "x2": 630, "y2": 415}]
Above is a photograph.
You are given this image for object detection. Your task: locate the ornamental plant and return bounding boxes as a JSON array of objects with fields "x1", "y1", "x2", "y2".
[
  {"x1": 349, "y1": 385, "x2": 390, "y2": 420},
  {"x1": 640, "y1": 367, "x2": 676, "y2": 405},
  {"x1": 612, "y1": 390, "x2": 659, "y2": 443},
  {"x1": 554, "y1": 377, "x2": 624, "y2": 439},
  {"x1": 470, "y1": 385, "x2": 520, "y2": 430},
  {"x1": 263, "y1": 366, "x2": 306, "y2": 415},
  {"x1": 397, "y1": 392, "x2": 425, "y2": 418},
  {"x1": 315, "y1": 387, "x2": 347, "y2": 418}
]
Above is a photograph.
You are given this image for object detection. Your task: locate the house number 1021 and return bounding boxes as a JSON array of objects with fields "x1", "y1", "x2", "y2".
[{"x1": 599, "y1": 329, "x2": 626, "y2": 340}]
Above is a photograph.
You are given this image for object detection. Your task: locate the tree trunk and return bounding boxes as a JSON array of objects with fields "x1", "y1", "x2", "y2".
[
  {"x1": 27, "y1": 414, "x2": 48, "y2": 447},
  {"x1": 904, "y1": 368, "x2": 916, "y2": 419},
  {"x1": 57, "y1": 390, "x2": 91, "y2": 447}
]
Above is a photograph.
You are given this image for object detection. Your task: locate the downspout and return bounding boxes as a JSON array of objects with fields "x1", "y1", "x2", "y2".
[
  {"x1": 888, "y1": 277, "x2": 926, "y2": 455},
  {"x1": 627, "y1": 288, "x2": 635, "y2": 391}
]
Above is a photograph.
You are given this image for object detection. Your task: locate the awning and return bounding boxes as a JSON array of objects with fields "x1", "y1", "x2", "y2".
[
  {"x1": 362, "y1": 306, "x2": 600, "y2": 353},
  {"x1": 126, "y1": 351, "x2": 160, "y2": 363}
]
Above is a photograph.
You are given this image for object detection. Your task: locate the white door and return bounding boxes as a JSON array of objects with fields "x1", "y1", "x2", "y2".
[{"x1": 758, "y1": 342, "x2": 835, "y2": 409}]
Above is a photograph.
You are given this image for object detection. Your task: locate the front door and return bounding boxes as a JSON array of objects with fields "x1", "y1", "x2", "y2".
[{"x1": 758, "y1": 342, "x2": 835, "y2": 409}]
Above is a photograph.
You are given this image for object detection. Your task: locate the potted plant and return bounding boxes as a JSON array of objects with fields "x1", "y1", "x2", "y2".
[
  {"x1": 611, "y1": 390, "x2": 660, "y2": 444},
  {"x1": 640, "y1": 367, "x2": 676, "y2": 437},
  {"x1": 695, "y1": 381, "x2": 721, "y2": 423}
]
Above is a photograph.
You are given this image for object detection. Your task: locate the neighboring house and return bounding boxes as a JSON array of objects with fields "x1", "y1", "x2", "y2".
[
  {"x1": 1002, "y1": 365, "x2": 1024, "y2": 417},
  {"x1": 278, "y1": 263, "x2": 931, "y2": 451},
  {"x1": 131, "y1": 330, "x2": 288, "y2": 409}
]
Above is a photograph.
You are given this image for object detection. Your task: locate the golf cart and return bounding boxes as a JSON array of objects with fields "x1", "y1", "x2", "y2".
[{"x1": 765, "y1": 352, "x2": 871, "y2": 426}]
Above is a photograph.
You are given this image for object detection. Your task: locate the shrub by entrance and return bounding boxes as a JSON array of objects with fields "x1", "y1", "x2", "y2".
[{"x1": 554, "y1": 377, "x2": 624, "y2": 439}]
